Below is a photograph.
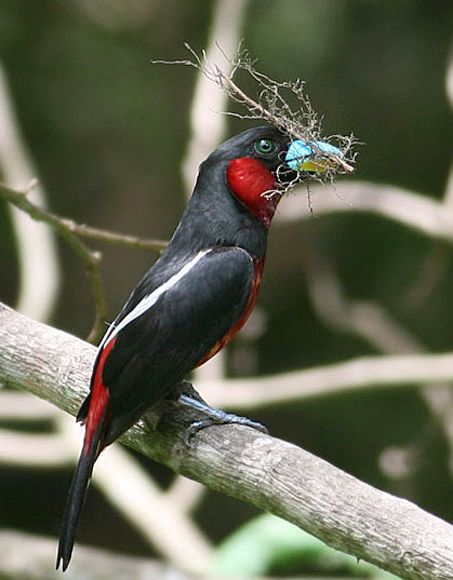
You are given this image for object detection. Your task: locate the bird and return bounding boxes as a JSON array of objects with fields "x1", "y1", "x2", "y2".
[{"x1": 56, "y1": 124, "x2": 343, "y2": 571}]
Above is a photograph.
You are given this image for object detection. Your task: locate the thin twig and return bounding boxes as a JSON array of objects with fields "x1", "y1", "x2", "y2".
[
  {"x1": 60, "y1": 219, "x2": 167, "y2": 251},
  {"x1": 152, "y1": 44, "x2": 357, "y2": 181},
  {"x1": 0, "y1": 181, "x2": 107, "y2": 342},
  {"x1": 0, "y1": 182, "x2": 167, "y2": 342},
  {"x1": 0, "y1": 182, "x2": 167, "y2": 252}
]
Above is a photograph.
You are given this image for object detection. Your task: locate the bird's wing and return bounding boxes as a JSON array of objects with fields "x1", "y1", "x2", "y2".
[{"x1": 90, "y1": 246, "x2": 256, "y2": 443}]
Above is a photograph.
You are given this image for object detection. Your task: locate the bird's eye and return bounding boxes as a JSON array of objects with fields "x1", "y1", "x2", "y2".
[{"x1": 254, "y1": 139, "x2": 277, "y2": 156}]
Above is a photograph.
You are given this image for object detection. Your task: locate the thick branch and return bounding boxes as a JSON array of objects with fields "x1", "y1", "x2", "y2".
[{"x1": 0, "y1": 302, "x2": 452, "y2": 579}]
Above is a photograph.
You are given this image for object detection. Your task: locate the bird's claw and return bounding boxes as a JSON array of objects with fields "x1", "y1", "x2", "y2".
[
  {"x1": 178, "y1": 392, "x2": 267, "y2": 443},
  {"x1": 182, "y1": 404, "x2": 268, "y2": 444}
]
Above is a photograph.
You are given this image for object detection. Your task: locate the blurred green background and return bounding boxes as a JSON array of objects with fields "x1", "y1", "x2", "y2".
[{"x1": 0, "y1": 0, "x2": 452, "y2": 577}]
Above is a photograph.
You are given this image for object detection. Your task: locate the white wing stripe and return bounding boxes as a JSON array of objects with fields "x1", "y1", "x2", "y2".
[{"x1": 100, "y1": 249, "x2": 211, "y2": 349}]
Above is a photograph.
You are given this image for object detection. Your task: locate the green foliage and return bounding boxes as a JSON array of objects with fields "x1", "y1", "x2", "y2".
[{"x1": 211, "y1": 514, "x2": 399, "y2": 578}]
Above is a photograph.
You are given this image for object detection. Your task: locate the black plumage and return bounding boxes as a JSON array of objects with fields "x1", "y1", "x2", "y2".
[{"x1": 57, "y1": 125, "x2": 299, "y2": 571}]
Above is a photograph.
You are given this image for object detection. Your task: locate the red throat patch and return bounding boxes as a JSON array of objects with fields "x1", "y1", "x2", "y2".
[{"x1": 226, "y1": 157, "x2": 280, "y2": 228}]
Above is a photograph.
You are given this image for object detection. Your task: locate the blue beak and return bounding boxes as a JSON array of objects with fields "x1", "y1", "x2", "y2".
[{"x1": 285, "y1": 140, "x2": 344, "y2": 174}]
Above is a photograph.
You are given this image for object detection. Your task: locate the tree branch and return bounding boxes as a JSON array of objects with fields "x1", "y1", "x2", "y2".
[
  {"x1": 0, "y1": 182, "x2": 167, "y2": 343},
  {"x1": 0, "y1": 302, "x2": 452, "y2": 578},
  {"x1": 0, "y1": 182, "x2": 167, "y2": 253},
  {"x1": 201, "y1": 350, "x2": 453, "y2": 410},
  {"x1": 0, "y1": 529, "x2": 194, "y2": 580},
  {"x1": 0, "y1": 528, "x2": 311, "y2": 580},
  {"x1": 278, "y1": 180, "x2": 453, "y2": 243},
  {"x1": 0, "y1": 63, "x2": 60, "y2": 322}
]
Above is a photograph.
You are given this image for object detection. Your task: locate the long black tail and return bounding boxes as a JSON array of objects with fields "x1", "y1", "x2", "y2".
[{"x1": 56, "y1": 424, "x2": 104, "y2": 571}]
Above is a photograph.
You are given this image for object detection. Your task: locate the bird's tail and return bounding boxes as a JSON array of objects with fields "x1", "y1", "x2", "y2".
[{"x1": 56, "y1": 416, "x2": 106, "y2": 572}]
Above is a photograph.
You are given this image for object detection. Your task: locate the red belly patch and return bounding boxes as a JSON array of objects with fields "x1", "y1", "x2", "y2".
[{"x1": 197, "y1": 257, "x2": 265, "y2": 366}]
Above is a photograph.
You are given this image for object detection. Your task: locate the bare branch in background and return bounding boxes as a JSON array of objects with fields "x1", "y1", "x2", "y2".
[
  {"x1": 181, "y1": 0, "x2": 249, "y2": 194},
  {"x1": 0, "y1": 183, "x2": 167, "y2": 252},
  {"x1": 277, "y1": 180, "x2": 453, "y2": 243},
  {"x1": 58, "y1": 219, "x2": 166, "y2": 252},
  {"x1": 0, "y1": 182, "x2": 106, "y2": 342},
  {"x1": 0, "y1": 530, "x2": 197, "y2": 580},
  {"x1": 443, "y1": 43, "x2": 453, "y2": 208},
  {"x1": 0, "y1": 182, "x2": 165, "y2": 343},
  {"x1": 202, "y1": 351, "x2": 453, "y2": 410},
  {"x1": 0, "y1": 429, "x2": 71, "y2": 467},
  {"x1": 0, "y1": 63, "x2": 60, "y2": 322},
  {"x1": 300, "y1": 249, "x2": 453, "y2": 478},
  {"x1": 0, "y1": 391, "x2": 55, "y2": 420},
  {"x1": 0, "y1": 529, "x2": 306, "y2": 580}
]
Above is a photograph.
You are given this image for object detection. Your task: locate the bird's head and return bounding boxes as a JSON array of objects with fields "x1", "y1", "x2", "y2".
[{"x1": 203, "y1": 125, "x2": 346, "y2": 228}]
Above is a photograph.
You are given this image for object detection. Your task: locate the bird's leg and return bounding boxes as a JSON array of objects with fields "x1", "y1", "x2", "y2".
[
  {"x1": 174, "y1": 380, "x2": 207, "y2": 404},
  {"x1": 177, "y1": 387, "x2": 268, "y2": 442}
]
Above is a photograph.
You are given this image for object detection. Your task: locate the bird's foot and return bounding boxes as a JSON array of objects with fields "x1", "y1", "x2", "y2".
[{"x1": 178, "y1": 393, "x2": 268, "y2": 442}]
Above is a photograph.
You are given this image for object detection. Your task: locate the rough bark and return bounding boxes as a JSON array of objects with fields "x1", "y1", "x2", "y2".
[{"x1": 0, "y1": 302, "x2": 452, "y2": 579}]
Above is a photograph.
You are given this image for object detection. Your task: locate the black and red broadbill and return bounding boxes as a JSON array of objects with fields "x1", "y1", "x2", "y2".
[{"x1": 57, "y1": 125, "x2": 342, "y2": 570}]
